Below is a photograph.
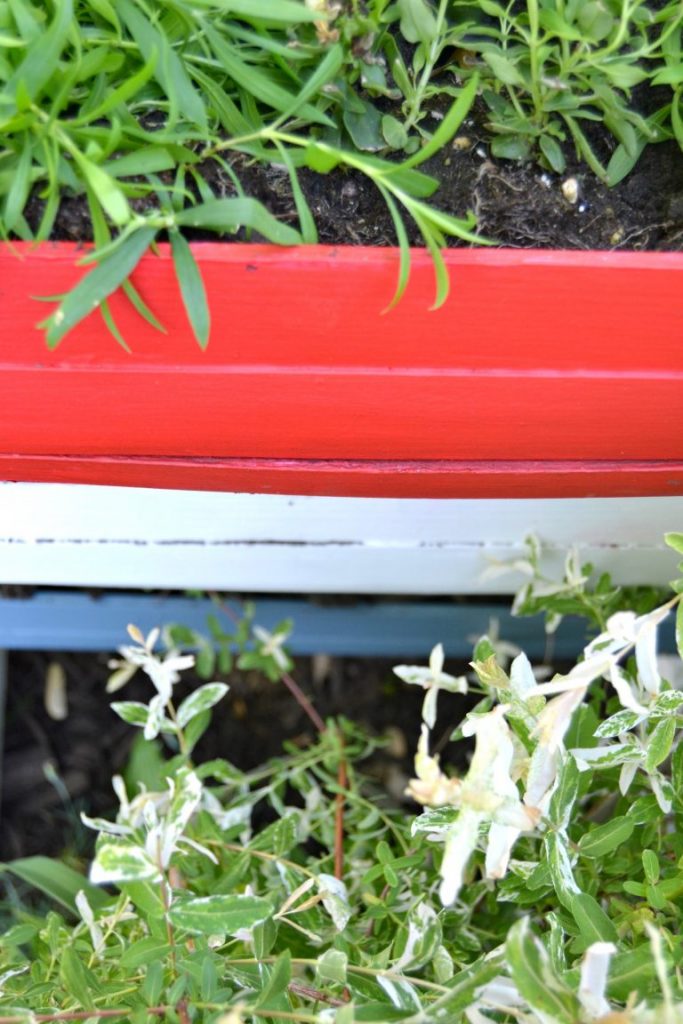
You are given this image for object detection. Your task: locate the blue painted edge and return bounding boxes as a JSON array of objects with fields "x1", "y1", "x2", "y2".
[{"x1": 1, "y1": 589, "x2": 675, "y2": 660}]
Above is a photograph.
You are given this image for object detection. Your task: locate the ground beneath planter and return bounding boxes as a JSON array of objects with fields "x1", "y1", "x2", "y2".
[
  {"x1": 27, "y1": 102, "x2": 683, "y2": 253},
  {"x1": 1, "y1": 648, "x2": 479, "y2": 864}
]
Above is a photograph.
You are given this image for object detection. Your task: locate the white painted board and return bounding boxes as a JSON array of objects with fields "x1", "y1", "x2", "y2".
[{"x1": 0, "y1": 483, "x2": 680, "y2": 593}]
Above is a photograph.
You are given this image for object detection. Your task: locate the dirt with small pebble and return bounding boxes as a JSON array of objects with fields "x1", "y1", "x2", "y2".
[{"x1": 24, "y1": 100, "x2": 683, "y2": 253}]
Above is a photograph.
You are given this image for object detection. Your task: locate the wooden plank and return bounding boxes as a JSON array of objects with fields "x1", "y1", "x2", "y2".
[
  {"x1": 0, "y1": 455, "x2": 682, "y2": 497},
  {"x1": 1, "y1": 244, "x2": 682, "y2": 491},
  {"x1": 0, "y1": 591, "x2": 595, "y2": 658},
  {"x1": 0, "y1": 484, "x2": 680, "y2": 592}
]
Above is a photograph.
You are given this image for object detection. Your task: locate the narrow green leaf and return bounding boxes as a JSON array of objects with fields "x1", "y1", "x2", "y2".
[
  {"x1": 399, "y1": 76, "x2": 479, "y2": 170},
  {"x1": 274, "y1": 141, "x2": 317, "y2": 244},
  {"x1": 4, "y1": 137, "x2": 32, "y2": 231},
  {"x1": 192, "y1": 0, "x2": 324, "y2": 21},
  {"x1": 73, "y1": 50, "x2": 158, "y2": 125},
  {"x1": 275, "y1": 42, "x2": 344, "y2": 125},
  {"x1": 0, "y1": 857, "x2": 109, "y2": 913},
  {"x1": 42, "y1": 227, "x2": 157, "y2": 348},
  {"x1": 72, "y1": 152, "x2": 130, "y2": 226},
  {"x1": 5, "y1": 0, "x2": 73, "y2": 107},
  {"x1": 255, "y1": 951, "x2": 292, "y2": 1009},
  {"x1": 376, "y1": 182, "x2": 411, "y2": 310},
  {"x1": 176, "y1": 198, "x2": 301, "y2": 245},
  {"x1": 170, "y1": 231, "x2": 211, "y2": 349},
  {"x1": 60, "y1": 947, "x2": 96, "y2": 1010},
  {"x1": 117, "y1": 0, "x2": 207, "y2": 131},
  {"x1": 204, "y1": 23, "x2": 331, "y2": 126}
]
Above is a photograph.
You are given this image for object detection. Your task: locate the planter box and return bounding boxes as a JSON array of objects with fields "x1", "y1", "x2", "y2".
[{"x1": 1, "y1": 242, "x2": 682, "y2": 498}]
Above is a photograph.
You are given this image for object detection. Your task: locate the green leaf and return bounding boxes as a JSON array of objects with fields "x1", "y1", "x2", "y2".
[
  {"x1": 73, "y1": 153, "x2": 130, "y2": 226},
  {"x1": 642, "y1": 849, "x2": 660, "y2": 884},
  {"x1": 111, "y1": 701, "x2": 154, "y2": 727},
  {"x1": 577, "y1": 1, "x2": 615, "y2": 41},
  {"x1": 4, "y1": 136, "x2": 33, "y2": 231},
  {"x1": 0, "y1": 857, "x2": 109, "y2": 913},
  {"x1": 317, "y1": 949, "x2": 348, "y2": 984},
  {"x1": 571, "y1": 892, "x2": 618, "y2": 943},
  {"x1": 594, "y1": 708, "x2": 643, "y2": 738},
  {"x1": 608, "y1": 944, "x2": 669, "y2": 1001},
  {"x1": 645, "y1": 716, "x2": 676, "y2": 773},
  {"x1": 482, "y1": 51, "x2": 526, "y2": 87},
  {"x1": 399, "y1": 76, "x2": 479, "y2": 170},
  {"x1": 176, "y1": 198, "x2": 301, "y2": 245},
  {"x1": 548, "y1": 756, "x2": 579, "y2": 829},
  {"x1": 43, "y1": 226, "x2": 157, "y2": 348},
  {"x1": 203, "y1": 23, "x2": 331, "y2": 127},
  {"x1": 255, "y1": 951, "x2": 292, "y2": 1009},
  {"x1": 73, "y1": 50, "x2": 158, "y2": 125},
  {"x1": 273, "y1": 141, "x2": 317, "y2": 244},
  {"x1": 170, "y1": 230, "x2": 211, "y2": 349},
  {"x1": 91, "y1": 841, "x2": 162, "y2": 884},
  {"x1": 539, "y1": 134, "x2": 566, "y2": 173},
  {"x1": 60, "y1": 947, "x2": 96, "y2": 1010},
  {"x1": 4, "y1": 0, "x2": 73, "y2": 108},
  {"x1": 192, "y1": 0, "x2": 325, "y2": 21},
  {"x1": 506, "y1": 918, "x2": 582, "y2": 1024},
  {"x1": 546, "y1": 830, "x2": 581, "y2": 908},
  {"x1": 169, "y1": 894, "x2": 272, "y2": 935},
  {"x1": 578, "y1": 816, "x2": 635, "y2": 858},
  {"x1": 117, "y1": 0, "x2": 207, "y2": 131},
  {"x1": 397, "y1": 0, "x2": 438, "y2": 45},
  {"x1": 665, "y1": 532, "x2": 683, "y2": 556},
  {"x1": 177, "y1": 683, "x2": 229, "y2": 728}
]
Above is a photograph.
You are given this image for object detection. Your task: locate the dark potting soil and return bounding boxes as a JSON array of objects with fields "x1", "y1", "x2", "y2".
[
  {"x1": 0, "y1": 648, "x2": 476, "y2": 864},
  {"x1": 24, "y1": 106, "x2": 683, "y2": 252}
]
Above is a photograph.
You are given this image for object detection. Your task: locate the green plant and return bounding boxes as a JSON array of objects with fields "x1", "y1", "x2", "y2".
[
  {"x1": 444, "y1": 0, "x2": 683, "y2": 181},
  {"x1": 3, "y1": 533, "x2": 683, "y2": 1021},
  {"x1": 0, "y1": 0, "x2": 487, "y2": 351}
]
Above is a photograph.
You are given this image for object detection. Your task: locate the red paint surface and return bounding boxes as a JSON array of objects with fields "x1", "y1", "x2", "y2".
[
  {"x1": 1, "y1": 242, "x2": 682, "y2": 495},
  {"x1": 0, "y1": 455, "x2": 681, "y2": 498}
]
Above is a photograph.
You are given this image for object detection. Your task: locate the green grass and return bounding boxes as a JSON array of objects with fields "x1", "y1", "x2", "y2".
[{"x1": 1, "y1": 0, "x2": 681, "y2": 346}]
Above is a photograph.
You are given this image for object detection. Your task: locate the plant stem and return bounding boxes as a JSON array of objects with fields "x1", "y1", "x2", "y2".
[
  {"x1": 0, "y1": 1012, "x2": 170, "y2": 1023},
  {"x1": 280, "y1": 669, "x2": 327, "y2": 735},
  {"x1": 334, "y1": 745, "x2": 347, "y2": 881}
]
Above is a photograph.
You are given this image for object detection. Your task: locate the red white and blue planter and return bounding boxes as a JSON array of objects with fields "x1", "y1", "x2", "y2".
[{"x1": 0, "y1": 241, "x2": 681, "y2": 593}]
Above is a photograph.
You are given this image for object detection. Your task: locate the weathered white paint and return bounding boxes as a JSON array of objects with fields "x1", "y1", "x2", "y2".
[{"x1": 0, "y1": 483, "x2": 681, "y2": 593}]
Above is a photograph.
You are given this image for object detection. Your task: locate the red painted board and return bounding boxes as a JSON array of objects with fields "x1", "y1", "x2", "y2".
[
  {"x1": 1, "y1": 242, "x2": 682, "y2": 493},
  {"x1": 1, "y1": 455, "x2": 682, "y2": 498}
]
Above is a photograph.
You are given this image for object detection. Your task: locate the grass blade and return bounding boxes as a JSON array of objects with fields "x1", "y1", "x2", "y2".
[
  {"x1": 170, "y1": 230, "x2": 210, "y2": 349},
  {"x1": 5, "y1": 0, "x2": 73, "y2": 108},
  {"x1": 176, "y1": 197, "x2": 302, "y2": 245},
  {"x1": 399, "y1": 75, "x2": 479, "y2": 170},
  {"x1": 41, "y1": 226, "x2": 157, "y2": 348},
  {"x1": 117, "y1": 0, "x2": 207, "y2": 131},
  {"x1": 274, "y1": 141, "x2": 317, "y2": 244},
  {"x1": 376, "y1": 182, "x2": 411, "y2": 311}
]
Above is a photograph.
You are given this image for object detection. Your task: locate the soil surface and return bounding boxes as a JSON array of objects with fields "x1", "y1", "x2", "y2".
[
  {"x1": 1, "y1": 648, "x2": 477, "y2": 864},
  {"x1": 25, "y1": 101, "x2": 683, "y2": 252}
]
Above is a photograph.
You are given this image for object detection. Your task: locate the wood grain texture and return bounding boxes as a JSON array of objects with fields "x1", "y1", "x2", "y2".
[{"x1": 1, "y1": 242, "x2": 682, "y2": 495}]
